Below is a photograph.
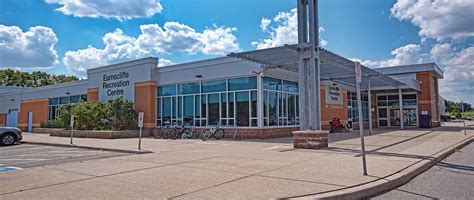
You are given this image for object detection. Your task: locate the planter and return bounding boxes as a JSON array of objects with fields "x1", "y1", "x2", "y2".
[
  {"x1": 51, "y1": 129, "x2": 150, "y2": 139},
  {"x1": 32, "y1": 128, "x2": 65, "y2": 134},
  {"x1": 292, "y1": 130, "x2": 329, "y2": 149}
]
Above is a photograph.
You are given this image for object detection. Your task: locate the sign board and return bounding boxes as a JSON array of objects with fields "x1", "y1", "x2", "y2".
[
  {"x1": 86, "y1": 58, "x2": 156, "y2": 102},
  {"x1": 138, "y1": 112, "x2": 144, "y2": 128},
  {"x1": 325, "y1": 82, "x2": 343, "y2": 105},
  {"x1": 355, "y1": 62, "x2": 362, "y2": 83},
  {"x1": 70, "y1": 115, "x2": 74, "y2": 128}
]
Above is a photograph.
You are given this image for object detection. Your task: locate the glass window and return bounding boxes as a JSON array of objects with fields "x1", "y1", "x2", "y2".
[
  {"x1": 283, "y1": 80, "x2": 298, "y2": 93},
  {"x1": 183, "y1": 96, "x2": 194, "y2": 124},
  {"x1": 236, "y1": 92, "x2": 249, "y2": 126},
  {"x1": 49, "y1": 98, "x2": 59, "y2": 105},
  {"x1": 202, "y1": 80, "x2": 226, "y2": 93},
  {"x1": 178, "y1": 83, "x2": 200, "y2": 95},
  {"x1": 263, "y1": 77, "x2": 281, "y2": 91},
  {"x1": 228, "y1": 92, "x2": 235, "y2": 126},
  {"x1": 268, "y1": 91, "x2": 278, "y2": 126},
  {"x1": 228, "y1": 77, "x2": 257, "y2": 91},
  {"x1": 208, "y1": 94, "x2": 220, "y2": 125},
  {"x1": 251, "y1": 91, "x2": 257, "y2": 118},
  {"x1": 158, "y1": 85, "x2": 176, "y2": 96},
  {"x1": 195, "y1": 95, "x2": 201, "y2": 118},
  {"x1": 59, "y1": 97, "x2": 69, "y2": 104},
  {"x1": 70, "y1": 95, "x2": 80, "y2": 103},
  {"x1": 80, "y1": 95, "x2": 87, "y2": 101},
  {"x1": 162, "y1": 97, "x2": 172, "y2": 125}
]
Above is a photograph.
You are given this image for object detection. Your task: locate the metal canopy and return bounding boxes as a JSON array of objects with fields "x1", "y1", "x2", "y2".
[{"x1": 228, "y1": 43, "x2": 405, "y2": 89}]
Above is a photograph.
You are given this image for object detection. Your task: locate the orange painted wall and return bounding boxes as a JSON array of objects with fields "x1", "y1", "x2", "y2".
[
  {"x1": 18, "y1": 99, "x2": 49, "y2": 130},
  {"x1": 0, "y1": 113, "x2": 6, "y2": 127},
  {"x1": 320, "y1": 87, "x2": 348, "y2": 129},
  {"x1": 87, "y1": 88, "x2": 99, "y2": 101},
  {"x1": 134, "y1": 81, "x2": 157, "y2": 128}
]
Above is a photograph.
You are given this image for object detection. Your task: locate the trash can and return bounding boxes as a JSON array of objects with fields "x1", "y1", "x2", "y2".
[{"x1": 419, "y1": 115, "x2": 431, "y2": 128}]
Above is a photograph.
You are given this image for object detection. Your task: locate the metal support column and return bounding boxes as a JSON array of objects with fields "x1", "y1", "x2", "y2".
[
  {"x1": 398, "y1": 88, "x2": 404, "y2": 129},
  {"x1": 367, "y1": 77, "x2": 373, "y2": 135},
  {"x1": 257, "y1": 74, "x2": 264, "y2": 128}
]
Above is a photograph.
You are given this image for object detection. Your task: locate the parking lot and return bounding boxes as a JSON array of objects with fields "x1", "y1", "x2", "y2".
[{"x1": 0, "y1": 144, "x2": 129, "y2": 169}]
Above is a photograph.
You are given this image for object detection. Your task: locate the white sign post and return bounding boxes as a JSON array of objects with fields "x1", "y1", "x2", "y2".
[
  {"x1": 355, "y1": 62, "x2": 368, "y2": 175},
  {"x1": 138, "y1": 112, "x2": 144, "y2": 150},
  {"x1": 70, "y1": 115, "x2": 74, "y2": 145}
]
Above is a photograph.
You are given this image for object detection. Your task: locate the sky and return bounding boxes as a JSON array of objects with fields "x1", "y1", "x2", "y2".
[{"x1": 0, "y1": 0, "x2": 473, "y2": 104}]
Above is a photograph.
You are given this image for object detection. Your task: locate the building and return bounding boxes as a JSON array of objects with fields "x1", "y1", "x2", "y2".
[{"x1": 0, "y1": 49, "x2": 444, "y2": 138}]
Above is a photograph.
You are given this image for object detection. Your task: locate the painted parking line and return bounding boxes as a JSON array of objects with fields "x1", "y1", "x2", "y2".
[{"x1": 0, "y1": 167, "x2": 22, "y2": 172}]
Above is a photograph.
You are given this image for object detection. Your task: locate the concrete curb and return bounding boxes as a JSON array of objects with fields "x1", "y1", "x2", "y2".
[
  {"x1": 291, "y1": 135, "x2": 474, "y2": 200},
  {"x1": 22, "y1": 141, "x2": 153, "y2": 154}
]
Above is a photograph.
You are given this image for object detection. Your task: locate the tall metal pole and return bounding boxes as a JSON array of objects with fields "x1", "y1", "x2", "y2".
[
  {"x1": 356, "y1": 78, "x2": 367, "y2": 175},
  {"x1": 355, "y1": 62, "x2": 367, "y2": 175},
  {"x1": 399, "y1": 89, "x2": 404, "y2": 129},
  {"x1": 367, "y1": 77, "x2": 373, "y2": 135}
]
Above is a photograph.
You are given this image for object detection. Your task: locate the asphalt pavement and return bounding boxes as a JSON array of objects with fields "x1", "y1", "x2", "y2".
[
  {"x1": 373, "y1": 141, "x2": 474, "y2": 199},
  {"x1": 0, "y1": 144, "x2": 129, "y2": 169}
]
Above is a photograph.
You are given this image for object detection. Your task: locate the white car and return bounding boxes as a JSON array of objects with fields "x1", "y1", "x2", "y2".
[{"x1": 467, "y1": 116, "x2": 474, "y2": 121}]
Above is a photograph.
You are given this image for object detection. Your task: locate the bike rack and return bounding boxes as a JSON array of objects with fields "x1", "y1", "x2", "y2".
[{"x1": 232, "y1": 125, "x2": 244, "y2": 140}]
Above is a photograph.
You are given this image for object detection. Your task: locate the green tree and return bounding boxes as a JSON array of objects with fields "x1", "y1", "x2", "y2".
[{"x1": 0, "y1": 69, "x2": 79, "y2": 87}]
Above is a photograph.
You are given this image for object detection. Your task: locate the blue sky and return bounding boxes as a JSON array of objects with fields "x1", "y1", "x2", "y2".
[{"x1": 0, "y1": 0, "x2": 473, "y2": 104}]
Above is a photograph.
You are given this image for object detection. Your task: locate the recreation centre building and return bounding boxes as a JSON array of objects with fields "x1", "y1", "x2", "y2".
[{"x1": 0, "y1": 47, "x2": 444, "y2": 138}]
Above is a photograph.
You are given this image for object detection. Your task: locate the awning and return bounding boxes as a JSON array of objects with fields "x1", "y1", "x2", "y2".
[{"x1": 228, "y1": 43, "x2": 405, "y2": 89}]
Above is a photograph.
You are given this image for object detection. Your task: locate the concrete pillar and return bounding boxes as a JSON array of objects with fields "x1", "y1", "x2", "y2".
[{"x1": 398, "y1": 88, "x2": 404, "y2": 129}]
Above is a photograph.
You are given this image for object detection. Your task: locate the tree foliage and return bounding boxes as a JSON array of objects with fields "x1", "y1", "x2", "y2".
[
  {"x1": 0, "y1": 69, "x2": 79, "y2": 87},
  {"x1": 57, "y1": 97, "x2": 138, "y2": 130}
]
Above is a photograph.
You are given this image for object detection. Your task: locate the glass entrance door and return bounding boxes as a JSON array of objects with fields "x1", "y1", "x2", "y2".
[
  {"x1": 378, "y1": 108, "x2": 388, "y2": 127},
  {"x1": 390, "y1": 109, "x2": 417, "y2": 127}
]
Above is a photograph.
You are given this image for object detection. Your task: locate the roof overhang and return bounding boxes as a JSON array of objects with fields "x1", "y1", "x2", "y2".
[{"x1": 228, "y1": 43, "x2": 406, "y2": 89}]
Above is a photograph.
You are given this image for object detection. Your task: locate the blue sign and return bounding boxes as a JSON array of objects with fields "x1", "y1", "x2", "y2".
[{"x1": 0, "y1": 167, "x2": 20, "y2": 172}]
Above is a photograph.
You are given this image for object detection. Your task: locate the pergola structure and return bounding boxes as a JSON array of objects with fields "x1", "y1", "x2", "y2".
[{"x1": 228, "y1": 44, "x2": 406, "y2": 132}]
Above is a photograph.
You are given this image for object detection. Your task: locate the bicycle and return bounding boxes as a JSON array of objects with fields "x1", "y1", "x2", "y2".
[
  {"x1": 201, "y1": 121, "x2": 225, "y2": 141},
  {"x1": 152, "y1": 123, "x2": 172, "y2": 139},
  {"x1": 181, "y1": 125, "x2": 195, "y2": 139}
]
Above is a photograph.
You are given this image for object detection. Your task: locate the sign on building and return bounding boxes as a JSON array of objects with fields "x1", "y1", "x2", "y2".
[
  {"x1": 86, "y1": 58, "x2": 157, "y2": 102},
  {"x1": 325, "y1": 81, "x2": 343, "y2": 105}
]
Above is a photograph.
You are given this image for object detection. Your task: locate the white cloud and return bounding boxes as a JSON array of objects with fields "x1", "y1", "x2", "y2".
[
  {"x1": 0, "y1": 25, "x2": 58, "y2": 68},
  {"x1": 391, "y1": 0, "x2": 474, "y2": 41},
  {"x1": 45, "y1": 0, "x2": 163, "y2": 20},
  {"x1": 158, "y1": 58, "x2": 174, "y2": 67},
  {"x1": 379, "y1": 44, "x2": 424, "y2": 67},
  {"x1": 252, "y1": 8, "x2": 327, "y2": 49},
  {"x1": 136, "y1": 23, "x2": 240, "y2": 55},
  {"x1": 260, "y1": 18, "x2": 271, "y2": 31},
  {"x1": 63, "y1": 22, "x2": 240, "y2": 76}
]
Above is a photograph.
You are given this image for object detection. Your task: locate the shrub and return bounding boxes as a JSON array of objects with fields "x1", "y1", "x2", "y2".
[
  {"x1": 57, "y1": 97, "x2": 138, "y2": 130},
  {"x1": 40, "y1": 120, "x2": 67, "y2": 128}
]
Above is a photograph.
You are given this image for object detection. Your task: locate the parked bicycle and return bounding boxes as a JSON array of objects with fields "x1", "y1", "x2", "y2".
[
  {"x1": 181, "y1": 125, "x2": 195, "y2": 139},
  {"x1": 152, "y1": 123, "x2": 172, "y2": 139},
  {"x1": 201, "y1": 121, "x2": 225, "y2": 141}
]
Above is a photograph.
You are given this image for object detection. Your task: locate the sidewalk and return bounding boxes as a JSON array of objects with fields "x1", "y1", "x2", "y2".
[{"x1": 2, "y1": 122, "x2": 473, "y2": 199}]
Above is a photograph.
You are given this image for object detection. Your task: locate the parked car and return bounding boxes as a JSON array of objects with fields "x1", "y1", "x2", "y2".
[
  {"x1": 0, "y1": 127, "x2": 23, "y2": 146},
  {"x1": 467, "y1": 116, "x2": 474, "y2": 121}
]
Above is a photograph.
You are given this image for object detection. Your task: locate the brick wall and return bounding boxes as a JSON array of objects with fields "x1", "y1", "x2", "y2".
[
  {"x1": 186, "y1": 127, "x2": 299, "y2": 139},
  {"x1": 18, "y1": 98, "x2": 49, "y2": 130},
  {"x1": 416, "y1": 72, "x2": 440, "y2": 127},
  {"x1": 134, "y1": 81, "x2": 157, "y2": 129},
  {"x1": 0, "y1": 113, "x2": 6, "y2": 126},
  {"x1": 320, "y1": 87, "x2": 349, "y2": 128},
  {"x1": 87, "y1": 88, "x2": 99, "y2": 101}
]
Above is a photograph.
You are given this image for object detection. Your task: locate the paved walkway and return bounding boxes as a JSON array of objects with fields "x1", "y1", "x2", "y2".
[{"x1": 1, "y1": 122, "x2": 473, "y2": 199}]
